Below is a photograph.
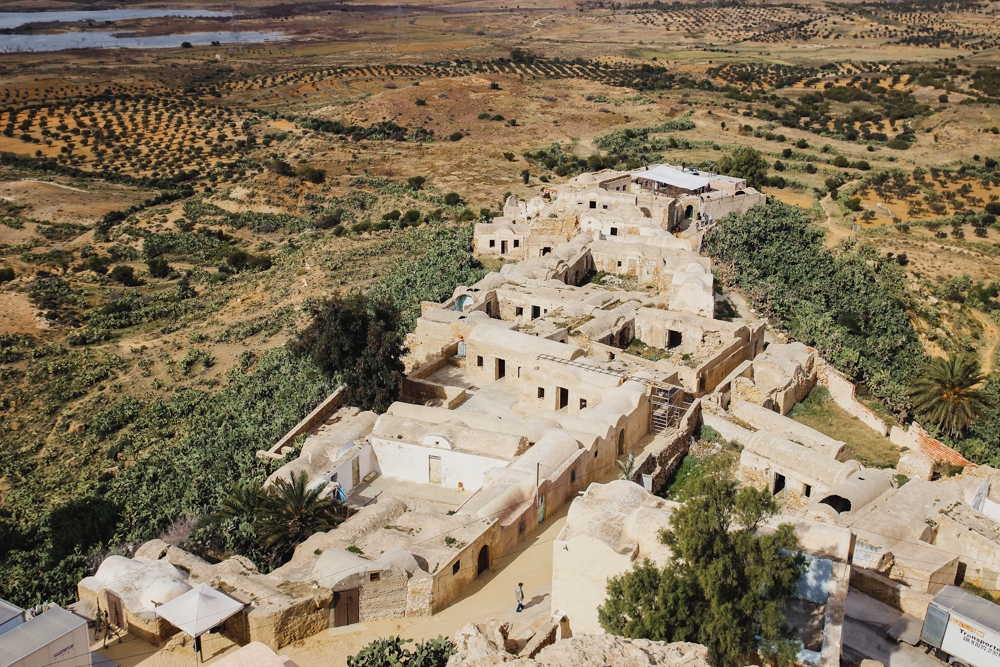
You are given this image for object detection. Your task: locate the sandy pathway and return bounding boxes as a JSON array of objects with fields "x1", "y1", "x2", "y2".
[{"x1": 820, "y1": 195, "x2": 853, "y2": 246}]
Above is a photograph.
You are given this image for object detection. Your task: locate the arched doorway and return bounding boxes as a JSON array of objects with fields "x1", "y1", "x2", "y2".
[
  {"x1": 618, "y1": 431, "x2": 625, "y2": 455},
  {"x1": 684, "y1": 205, "x2": 694, "y2": 219},
  {"x1": 477, "y1": 545, "x2": 490, "y2": 575}
]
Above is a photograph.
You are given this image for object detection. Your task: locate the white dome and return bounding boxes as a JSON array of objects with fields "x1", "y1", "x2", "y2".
[
  {"x1": 95, "y1": 555, "x2": 143, "y2": 584},
  {"x1": 139, "y1": 577, "x2": 191, "y2": 612},
  {"x1": 575, "y1": 173, "x2": 597, "y2": 184}
]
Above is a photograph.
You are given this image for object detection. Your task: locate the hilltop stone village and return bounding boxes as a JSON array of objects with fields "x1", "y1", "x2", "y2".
[{"x1": 71, "y1": 166, "x2": 1000, "y2": 666}]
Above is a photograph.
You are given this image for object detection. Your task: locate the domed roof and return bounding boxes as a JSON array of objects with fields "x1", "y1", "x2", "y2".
[
  {"x1": 139, "y1": 577, "x2": 191, "y2": 612},
  {"x1": 95, "y1": 555, "x2": 143, "y2": 584},
  {"x1": 335, "y1": 441, "x2": 357, "y2": 460},
  {"x1": 574, "y1": 173, "x2": 597, "y2": 184}
]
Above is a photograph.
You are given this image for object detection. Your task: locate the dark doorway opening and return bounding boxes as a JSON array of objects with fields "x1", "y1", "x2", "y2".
[
  {"x1": 477, "y1": 545, "x2": 490, "y2": 575},
  {"x1": 497, "y1": 358, "x2": 506, "y2": 379},
  {"x1": 773, "y1": 473, "x2": 786, "y2": 495},
  {"x1": 558, "y1": 387, "x2": 569, "y2": 409},
  {"x1": 667, "y1": 330, "x2": 683, "y2": 349}
]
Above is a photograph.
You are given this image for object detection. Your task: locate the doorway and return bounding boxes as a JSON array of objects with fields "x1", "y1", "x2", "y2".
[
  {"x1": 477, "y1": 545, "x2": 490, "y2": 576},
  {"x1": 352, "y1": 457, "x2": 360, "y2": 488},
  {"x1": 558, "y1": 387, "x2": 569, "y2": 410},
  {"x1": 333, "y1": 588, "x2": 359, "y2": 627},
  {"x1": 429, "y1": 456, "x2": 442, "y2": 484},
  {"x1": 106, "y1": 591, "x2": 124, "y2": 630},
  {"x1": 496, "y1": 358, "x2": 506, "y2": 379},
  {"x1": 618, "y1": 431, "x2": 625, "y2": 456},
  {"x1": 501, "y1": 240, "x2": 508, "y2": 254},
  {"x1": 773, "y1": 473, "x2": 786, "y2": 495}
]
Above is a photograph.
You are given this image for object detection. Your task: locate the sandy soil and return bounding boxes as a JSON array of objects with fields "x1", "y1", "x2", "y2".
[
  {"x1": 0, "y1": 179, "x2": 145, "y2": 225},
  {"x1": 0, "y1": 289, "x2": 46, "y2": 335}
]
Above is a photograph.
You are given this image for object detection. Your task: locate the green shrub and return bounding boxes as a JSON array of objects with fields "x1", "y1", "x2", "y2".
[
  {"x1": 704, "y1": 201, "x2": 922, "y2": 413},
  {"x1": 109, "y1": 265, "x2": 139, "y2": 286},
  {"x1": 0, "y1": 267, "x2": 16, "y2": 283}
]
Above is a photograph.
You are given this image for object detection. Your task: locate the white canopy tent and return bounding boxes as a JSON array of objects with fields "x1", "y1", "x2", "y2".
[
  {"x1": 155, "y1": 584, "x2": 244, "y2": 662},
  {"x1": 632, "y1": 165, "x2": 712, "y2": 192}
]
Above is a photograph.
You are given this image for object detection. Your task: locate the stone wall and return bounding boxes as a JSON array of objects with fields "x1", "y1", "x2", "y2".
[
  {"x1": 250, "y1": 594, "x2": 333, "y2": 650},
  {"x1": 405, "y1": 576, "x2": 434, "y2": 617},
  {"x1": 816, "y1": 362, "x2": 888, "y2": 436},
  {"x1": 258, "y1": 387, "x2": 344, "y2": 459},
  {"x1": 633, "y1": 400, "x2": 701, "y2": 493},
  {"x1": 359, "y1": 568, "x2": 409, "y2": 621},
  {"x1": 849, "y1": 568, "x2": 932, "y2": 618},
  {"x1": 889, "y1": 422, "x2": 973, "y2": 467}
]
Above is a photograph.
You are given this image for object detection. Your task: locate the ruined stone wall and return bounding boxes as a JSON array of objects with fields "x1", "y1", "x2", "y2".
[
  {"x1": 405, "y1": 576, "x2": 434, "y2": 617},
  {"x1": 816, "y1": 362, "x2": 888, "y2": 436},
  {"x1": 249, "y1": 596, "x2": 332, "y2": 650},
  {"x1": 359, "y1": 568, "x2": 409, "y2": 621},
  {"x1": 634, "y1": 400, "x2": 701, "y2": 494},
  {"x1": 889, "y1": 422, "x2": 973, "y2": 467}
]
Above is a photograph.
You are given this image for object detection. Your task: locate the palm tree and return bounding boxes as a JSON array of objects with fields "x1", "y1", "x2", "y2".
[
  {"x1": 908, "y1": 353, "x2": 989, "y2": 437},
  {"x1": 257, "y1": 472, "x2": 343, "y2": 564},
  {"x1": 215, "y1": 479, "x2": 265, "y2": 524},
  {"x1": 617, "y1": 451, "x2": 636, "y2": 481}
]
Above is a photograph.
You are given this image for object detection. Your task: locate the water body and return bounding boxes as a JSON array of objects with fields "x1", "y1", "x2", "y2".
[
  {"x1": 0, "y1": 9, "x2": 229, "y2": 31},
  {"x1": 0, "y1": 9, "x2": 289, "y2": 52},
  {"x1": 0, "y1": 30, "x2": 288, "y2": 53}
]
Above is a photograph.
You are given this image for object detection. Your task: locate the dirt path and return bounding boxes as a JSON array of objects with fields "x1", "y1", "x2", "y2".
[
  {"x1": 820, "y1": 195, "x2": 854, "y2": 246},
  {"x1": 971, "y1": 309, "x2": 999, "y2": 376}
]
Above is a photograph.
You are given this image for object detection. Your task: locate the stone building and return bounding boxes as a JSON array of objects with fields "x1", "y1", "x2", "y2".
[{"x1": 550, "y1": 481, "x2": 852, "y2": 667}]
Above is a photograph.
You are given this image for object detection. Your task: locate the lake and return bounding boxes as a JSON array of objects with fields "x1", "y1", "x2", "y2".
[
  {"x1": 0, "y1": 9, "x2": 229, "y2": 31},
  {"x1": 0, "y1": 9, "x2": 290, "y2": 52}
]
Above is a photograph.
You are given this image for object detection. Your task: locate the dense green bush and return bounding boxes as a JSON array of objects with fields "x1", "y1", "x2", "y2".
[
  {"x1": 704, "y1": 201, "x2": 923, "y2": 413},
  {"x1": 348, "y1": 636, "x2": 455, "y2": 667}
]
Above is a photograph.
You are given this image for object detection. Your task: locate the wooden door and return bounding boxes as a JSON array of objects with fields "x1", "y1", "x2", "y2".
[
  {"x1": 106, "y1": 591, "x2": 124, "y2": 629},
  {"x1": 333, "y1": 588, "x2": 359, "y2": 627},
  {"x1": 428, "y1": 456, "x2": 442, "y2": 484},
  {"x1": 352, "y1": 457, "x2": 360, "y2": 487}
]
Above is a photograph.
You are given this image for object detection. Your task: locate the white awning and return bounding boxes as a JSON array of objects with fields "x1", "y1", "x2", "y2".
[
  {"x1": 154, "y1": 584, "x2": 244, "y2": 638},
  {"x1": 631, "y1": 165, "x2": 711, "y2": 191}
]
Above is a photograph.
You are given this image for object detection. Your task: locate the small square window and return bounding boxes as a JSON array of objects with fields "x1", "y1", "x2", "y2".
[
  {"x1": 610, "y1": 227, "x2": 618, "y2": 236},
  {"x1": 370, "y1": 572, "x2": 381, "y2": 582},
  {"x1": 453, "y1": 561, "x2": 461, "y2": 575},
  {"x1": 580, "y1": 399, "x2": 587, "y2": 409},
  {"x1": 570, "y1": 469, "x2": 577, "y2": 482},
  {"x1": 589, "y1": 201, "x2": 597, "y2": 209},
  {"x1": 617, "y1": 261, "x2": 622, "y2": 268},
  {"x1": 602, "y1": 204, "x2": 608, "y2": 210},
  {"x1": 489, "y1": 239, "x2": 495, "y2": 248},
  {"x1": 518, "y1": 519, "x2": 527, "y2": 535},
  {"x1": 477, "y1": 356, "x2": 484, "y2": 367},
  {"x1": 513, "y1": 240, "x2": 520, "y2": 248},
  {"x1": 516, "y1": 306, "x2": 523, "y2": 316},
  {"x1": 538, "y1": 387, "x2": 545, "y2": 399},
  {"x1": 804, "y1": 484, "x2": 812, "y2": 498},
  {"x1": 594, "y1": 450, "x2": 598, "y2": 459}
]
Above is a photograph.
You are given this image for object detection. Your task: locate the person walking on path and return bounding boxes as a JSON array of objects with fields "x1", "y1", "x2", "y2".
[{"x1": 515, "y1": 582, "x2": 524, "y2": 612}]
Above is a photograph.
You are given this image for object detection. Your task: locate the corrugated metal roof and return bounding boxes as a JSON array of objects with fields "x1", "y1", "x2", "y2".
[
  {"x1": 631, "y1": 165, "x2": 711, "y2": 191},
  {"x1": 0, "y1": 600, "x2": 22, "y2": 631},
  {"x1": 0, "y1": 607, "x2": 86, "y2": 666},
  {"x1": 931, "y1": 585, "x2": 1000, "y2": 630}
]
